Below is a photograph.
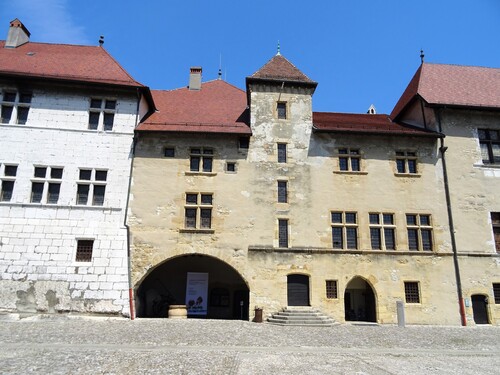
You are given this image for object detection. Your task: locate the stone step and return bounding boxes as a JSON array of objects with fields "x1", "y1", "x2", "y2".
[
  {"x1": 268, "y1": 318, "x2": 335, "y2": 326},
  {"x1": 271, "y1": 314, "x2": 330, "y2": 320},
  {"x1": 268, "y1": 306, "x2": 335, "y2": 326}
]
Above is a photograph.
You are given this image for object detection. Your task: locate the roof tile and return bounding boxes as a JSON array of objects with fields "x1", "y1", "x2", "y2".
[{"x1": 249, "y1": 54, "x2": 316, "y2": 84}]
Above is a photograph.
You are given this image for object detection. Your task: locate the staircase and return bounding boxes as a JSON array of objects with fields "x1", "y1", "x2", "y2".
[{"x1": 267, "y1": 306, "x2": 336, "y2": 326}]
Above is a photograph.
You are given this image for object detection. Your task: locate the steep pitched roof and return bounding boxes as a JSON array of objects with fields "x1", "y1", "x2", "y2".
[
  {"x1": 391, "y1": 63, "x2": 500, "y2": 119},
  {"x1": 313, "y1": 112, "x2": 440, "y2": 137},
  {"x1": 0, "y1": 40, "x2": 144, "y2": 87},
  {"x1": 248, "y1": 54, "x2": 317, "y2": 85},
  {"x1": 137, "y1": 80, "x2": 251, "y2": 135}
]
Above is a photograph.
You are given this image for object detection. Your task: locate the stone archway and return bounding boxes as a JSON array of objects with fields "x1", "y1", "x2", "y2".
[
  {"x1": 135, "y1": 254, "x2": 249, "y2": 320},
  {"x1": 344, "y1": 276, "x2": 377, "y2": 322}
]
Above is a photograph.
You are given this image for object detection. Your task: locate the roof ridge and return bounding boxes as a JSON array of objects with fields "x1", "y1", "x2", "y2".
[
  {"x1": 423, "y1": 62, "x2": 500, "y2": 70},
  {"x1": 0, "y1": 40, "x2": 100, "y2": 48},
  {"x1": 152, "y1": 79, "x2": 245, "y2": 94}
]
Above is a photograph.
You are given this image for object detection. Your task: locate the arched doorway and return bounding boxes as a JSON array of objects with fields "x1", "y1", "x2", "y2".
[
  {"x1": 344, "y1": 277, "x2": 376, "y2": 322},
  {"x1": 471, "y1": 294, "x2": 489, "y2": 324},
  {"x1": 135, "y1": 254, "x2": 249, "y2": 320},
  {"x1": 287, "y1": 274, "x2": 310, "y2": 306}
]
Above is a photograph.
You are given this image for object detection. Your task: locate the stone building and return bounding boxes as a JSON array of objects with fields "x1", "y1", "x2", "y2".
[
  {"x1": 129, "y1": 54, "x2": 499, "y2": 325},
  {"x1": 0, "y1": 19, "x2": 153, "y2": 315}
]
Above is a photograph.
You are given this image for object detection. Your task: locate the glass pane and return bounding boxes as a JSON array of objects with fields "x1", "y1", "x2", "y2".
[
  {"x1": 3, "y1": 92, "x2": 16, "y2": 102},
  {"x1": 331, "y1": 212, "x2": 342, "y2": 223},
  {"x1": 408, "y1": 229, "x2": 418, "y2": 250},
  {"x1": 17, "y1": 107, "x2": 29, "y2": 124},
  {"x1": 332, "y1": 227, "x2": 343, "y2": 249},
  {"x1": 490, "y1": 130, "x2": 499, "y2": 141},
  {"x1": 277, "y1": 103, "x2": 286, "y2": 119},
  {"x1": 47, "y1": 183, "x2": 60, "y2": 204},
  {"x1": 278, "y1": 143, "x2": 287, "y2": 163},
  {"x1": 238, "y1": 137, "x2": 249, "y2": 149},
  {"x1": 338, "y1": 149, "x2": 348, "y2": 155},
  {"x1": 201, "y1": 194, "x2": 212, "y2": 205},
  {"x1": 383, "y1": 214, "x2": 394, "y2": 225},
  {"x1": 278, "y1": 219, "x2": 288, "y2": 247},
  {"x1": 79, "y1": 169, "x2": 92, "y2": 180},
  {"x1": 346, "y1": 227, "x2": 357, "y2": 249},
  {"x1": 396, "y1": 159, "x2": 405, "y2": 173},
  {"x1": 384, "y1": 228, "x2": 396, "y2": 250},
  {"x1": 34, "y1": 167, "x2": 47, "y2": 178},
  {"x1": 480, "y1": 143, "x2": 490, "y2": 163},
  {"x1": 93, "y1": 185, "x2": 106, "y2": 206},
  {"x1": 190, "y1": 156, "x2": 200, "y2": 171},
  {"x1": 90, "y1": 99, "x2": 102, "y2": 108},
  {"x1": 200, "y1": 208, "x2": 212, "y2": 228},
  {"x1": 88, "y1": 112, "x2": 99, "y2": 130},
  {"x1": 203, "y1": 149, "x2": 213, "y2": 155},
  {"x1": 190, "y1": 148, "x2": 201, "y2": 154},
  {"x1": 19, "y1": 93, "x2": 32, "y2": 103},
  {"x1": 406, "y1": 214, "x2": 417, "y2": 225},
  {"x1": 407, "y1": 151, "x2": 417, "y2": 157},
  {"x1": 226, "y1": 162, "x2": 235, "y2": 172},
  {"x1": 421, "y1": 229, "x2": 432, "y2": 251},
  {"x1": 478, "y1": 129, "x2": 487, "y2": 140},
  {"x1": 164, "y1": 148, "x2": 175, "y2": 157},
  {"x1": 0, "y1": 180, "x2": 14, "y2": 201},
  {"x1": 50, "y1": 168, "x2": 63, "y2": 179},
  {"x1": 349, "y1": 149, "x2": 360, "y2": 155},
  {"x1": 395, "y1": 151, "x2": 405, "y2": 156},
  {"x1": 95, "y1": 170, "x2": 107, "y2": 181},
  {"x1": 186, "y1": 194, "x2": 198, "y2": 204},
  {"x1": 185, "y1": 208, "x2": 196, "y2": 228},
  {"x1": 278, "y1": 181, "x2": 287, "y2": 203},
  {"x1": 370, "y1": 228, "x2": 381, "y2": 249},
  {"x1": 1, "y1": 105, "x2": 13, "y2": 123},
  {"x1": 76, "y1": 184, "x2": 89, "y2": 205},
  {"x1": 339, "y1": 157, "x2": 348, "y2": 171},
  {"x1": 31, "y1": 182, "x2": 44, "y2": 203},
  {"x1": 103, "y1": 113, "x2": 114, "y2": 131},
  {"x1": 202, "y1": 157, "x2": 213, "y2": 172},
  {"x1": 420, "y1": 215, "x2": 430, "y2": 226},
  {"x1": 350, "y1": 158, "x2": 360, "y2": 171},
  {"x1": 369, "y1": 213, "x2": 379, "y2": 224},
  {"x1": 408, "y1": 159, "x2": 417, "y2": 173},
  {"x1": 345, "y1": 212, "x2": 356, "y2": 224},
  {"x1": 4, "y1": 165, "x2": 17, "y2": 176},
  {"x1": 105, "y1": 100, "x2": 116, "y2": 110},
  {"x1": 492, "y1": 143, "x2": 500, "y2": 164}
]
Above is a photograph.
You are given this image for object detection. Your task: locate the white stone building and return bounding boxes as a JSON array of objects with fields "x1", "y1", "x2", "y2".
[{"x1": 0, "y1": 19, "x2": 154, "y2": 315}]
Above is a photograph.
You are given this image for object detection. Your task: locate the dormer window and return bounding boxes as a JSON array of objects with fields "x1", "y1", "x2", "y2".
[{"x1": 277, "y1": 102, "x2": 287, "y2": 119}]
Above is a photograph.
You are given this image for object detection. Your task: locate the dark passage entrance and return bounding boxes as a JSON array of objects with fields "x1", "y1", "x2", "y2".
[
  {"x1": 135, "y1": 254, "x2": 249, "y2": 319},
  {"x1": 344, "y1": 277, "x2": 376, "y2": 322},
  {"x1": 287, "y1": 274, "x2": 310, "y2": 306},
  {"x1": 471, "y1": 294, "x2": 489, "y2": 324}
]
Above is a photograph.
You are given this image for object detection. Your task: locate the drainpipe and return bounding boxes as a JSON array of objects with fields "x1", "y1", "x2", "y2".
[
  {"x1": 436, "y1": 108, "x2": 467, "y2": 326},
  {"x1": 123, "y1": 89, "x2": 141, "y2": 320}
]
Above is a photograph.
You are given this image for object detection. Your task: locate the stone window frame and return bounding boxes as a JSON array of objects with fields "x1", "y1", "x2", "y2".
[
  {"x1": 276, "y1": 101, "x2": 287, "y2": 120},
  {"x1": 331, "y1": 211, "x2": 358, "y2": 250},
  {"x1": 406, "y1": 213, "x2": 433, "y2": 251},
  {"x1": 394, "y1": 150, "x2": 419, "y2": 176},
  {"x1": 1, "y1": 90, "x2": 32, "y2": 125},
  {"x1": 76, "y1": 168, "x2": 108, "y2": 206},
  {"x1": 326, "y1": 280, "x2": 338, "y2": 299},
  {"x1": 183, "y1": 192, "x2": 214, "y2": 231},
  {"x1": 225, "y1": 161, "x2": 237, "y2": 173},
  {"x1": 404, "y1": 281, "x2": 421, "y2": 304},
  {"x1": 277, "y1": 180, "x2": 288, "y2": 203},
  {"x1": 478, "y1": 129, "x2": 500, "y2": 165},
  {"x1": 30, "y1": 165, "x2": 64, "y2": 204},
  {"x1": 334, "y1": 148, "x2": 367, "y2": 175},
  {"x1": 75, "y1": 239, "x2": 94, "y2": 262},
  {"x1": 491, "y1": 212, "x2": 500, "y2": 253},
  {"x1": 88, "y1": 98, "x2": 117, "y2": 131},
  {"x1": 164, "y1": 147, "x2": 175, "y2": 158},
  {"x1": 278, "y1": 218, "x2": 289, "y2": 248},
  {"x1": 369, "y1": 212, "x2": 396, "y2": 250},
  {"x1": 493, "y1": 283, "x2": 500, "y2": 304},
  {"x1": 0, "y1": 164, "x2": 17, "y2": 202},
  {"x1": 277, "y1": 142, "x2": 287, "y2": 163},
  {"x1": 188, "y1": 147, "x2": 215, "y2": 174}
]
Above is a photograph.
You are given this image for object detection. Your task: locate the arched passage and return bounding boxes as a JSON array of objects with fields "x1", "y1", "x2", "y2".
[
  {"x1": 471, "y1": 294, "x2": 489, "y2": 324},
  {"x1": 135, "y1": 254, "x2": 249, "y2": 320},
  {"x1": 344, "y1": 277, "x2": 377, "y2": 322}
]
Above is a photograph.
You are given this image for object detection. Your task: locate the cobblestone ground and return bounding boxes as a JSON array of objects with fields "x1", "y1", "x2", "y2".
[{"x1": 0, "y1": 314, "x2": 499, "y2": 374}]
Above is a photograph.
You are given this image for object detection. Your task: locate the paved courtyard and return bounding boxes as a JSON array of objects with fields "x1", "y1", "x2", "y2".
[{"x1": 0, "y1": 314, "x2": 499, "y2": 374}]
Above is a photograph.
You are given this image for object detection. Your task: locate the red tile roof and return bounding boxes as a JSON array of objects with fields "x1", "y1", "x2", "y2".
[
  {"x1": 137, "y1": 80, "x2": 251, "y2": 135},
  {"x1": 0, "y1": 40, "x2": 144, "y2": 87},
  {"x1": 313, "y1": 112, "x2": 440, "y2": 137},
  {"x1": 391, "y1": 63, "x2": 500, "y2": 119},
  {"x1": 248, "y1": 54, "x2": 316, "y2": 85}
]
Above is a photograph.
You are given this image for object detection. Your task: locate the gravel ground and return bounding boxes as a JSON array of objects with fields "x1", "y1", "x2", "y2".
[{"x1": 0, "y1": 314, "x2": 499, "y2": 374}]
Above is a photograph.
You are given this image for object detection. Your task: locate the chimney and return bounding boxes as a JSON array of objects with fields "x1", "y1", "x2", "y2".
[
  {"x1": 189, "y1": 67, "x2": 202, "y2": 90},
  {"x1": 5, "y1": 18, "x2": 30, "y2": 48}
]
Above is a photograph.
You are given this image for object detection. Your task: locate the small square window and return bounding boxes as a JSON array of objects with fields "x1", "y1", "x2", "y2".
[
  {"x1": 369, "y1": 213, "x2": 379, "y2": 224},
  {"x1": 34, "y1": 167, "x2": 47, "y2": 178},
  {"x1": 95, "y1": 170, "x2": 107, "y2": 181},
  {"x1": 201, "y1": 194, "x2": 213, "y2": 205},
  {"x1": 326, "y1": 280, "x2": 338, "y2": 299},
  {"x1": 331, "y1": 212, "x2": 342, "y2": 223},
  {"x1": 404, "y1": 281, "x2": 420, "y2": 303},
  {"x1": 164, "y1": 148, "x2": 175, "y2": 157},
  {"x1": 4, "y1": 165, "x2": 17, "y2": 177},
  {"x1": 186, "y1": 194, "x2": 198, "y2": 204},
  {"x1": 50, "y1": 168, "x2": 63, "y2": 179},
  {"x1": 90, "y1": 99, "x2": 102, "y2": 109},
  {"x1": 79, "y1": 169, "x2": 92, "y2": 180},
  {"x1": 19, "y1": 93, "x2": 32, "y2": 104},
  {"x1": 238, "y1": 137, "x2": 250, "y2": 149},
  {"x1": 76, "y1": 240, "x2": 94, "y2": 262},
  {"x1": 105, "y1": 100, "x2": 116, "y2": 110},
  {"x1": 226, "y1": 162, "x2": 236, "y2": 172}
]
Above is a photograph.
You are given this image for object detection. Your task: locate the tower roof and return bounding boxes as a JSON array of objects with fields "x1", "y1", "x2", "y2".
[{"x1": 248, "y1": 54, "x2": 317, "y2": 85}]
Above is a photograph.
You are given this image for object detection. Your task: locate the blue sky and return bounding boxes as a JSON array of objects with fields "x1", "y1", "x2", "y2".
[{"x1": 3, "y1": 0, "x2": 500, "y2": 114}]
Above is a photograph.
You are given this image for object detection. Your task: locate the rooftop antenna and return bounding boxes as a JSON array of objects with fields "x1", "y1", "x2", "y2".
[
  {"x1": 276, "y1": 40, "x2": 281, "y2": 56},
  {"x1": 218, "y1": 53, "x2": 222, "y2": 80},
  {"x1": 99, "y1": 35, "x2": 104, "y2": 47},
  {"x1": 420, "y1": 49, "x2": 425, "y2": 64}
]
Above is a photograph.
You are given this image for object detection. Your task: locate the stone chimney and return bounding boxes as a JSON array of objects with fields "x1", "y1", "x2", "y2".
[
  {"x1": 189, "y1": 67, "x2": 202, "y2": 90},
  {"x1": 5, "y1": 18, "x2": 30, "y2": 48}
]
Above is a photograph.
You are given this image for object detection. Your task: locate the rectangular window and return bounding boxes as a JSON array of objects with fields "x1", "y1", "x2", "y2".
[
  {"x1": 326, "y1": 280, "x2": 338, "y2": 299},
  {"x1": 75, "y1": 240, "x2": 94, "y2": 262},
  {"x1": 226, "y1": 162, "x2": 236, "y2": 173},
  {"x1": 88, "y1": 98, "x2": 116, "y2": 131},
  {"x1": 277, "y1": 143, "x2": 287, "y2": 163},
  {"x1": 164, "y1": 147, "x2": 175, "y2": 157},
  {"x1": 404, "y1": 281, "x2": 421, "y2": 303},
  {"x1": 491, "y1": 213, "x2": 500, "y2": 253},
  {"x1": 493, "y1": 283, "x2": 500, "y2": 304},
  {"x1": 189, "y1": 148, "x2": 213, "y2": 173},
  {"x1": 277, "y1": 180, "x2": 288, "y2": 203},
  {"x1": 406, "y1": 214, "x2": 433, "y2": 251},
  {"x1": 0, "y1": 164, "x2": 17, "y2": 202},
  {"x1": 184, "y1": 193, "x2": 213, "y2": 229},
  {"x1": 338, "y1": 148, "x2": 361, "y2": 172},
  {"x1": 479, "y1": 129, "x2": 500, "y2": 164},
  {"x1": 30, "y1": 166, "x2": 63, "y2": 204},
  {"x1": 76, "y1": 168, "x2": 107, "y2": 206},
  {"x1": 331, "y1": 211, "x2": 358, "y2": 249},
  {"x1": 278, "y1": 219, "x2": 289, "y2": 248},
  {"x1": 277, "y1": 102, "x2": 287, "y2": 119},
  {"x1": 1, "y1": 91, "x2": 31, "y2": 125},
  {"x1": 369, "y1": 213, "x2": 396, "y2": 250},
  {"x1": 396, "y1": 151, "x2": 418, "y2": 174},
  {"x1": 238, "y1": 137, "x2": 250, "y2": 150}
]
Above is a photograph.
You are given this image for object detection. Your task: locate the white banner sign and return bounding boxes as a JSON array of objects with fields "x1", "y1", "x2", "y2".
[{"x1": 185, "y1": 272, "x2": 208, "y2": 316}]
